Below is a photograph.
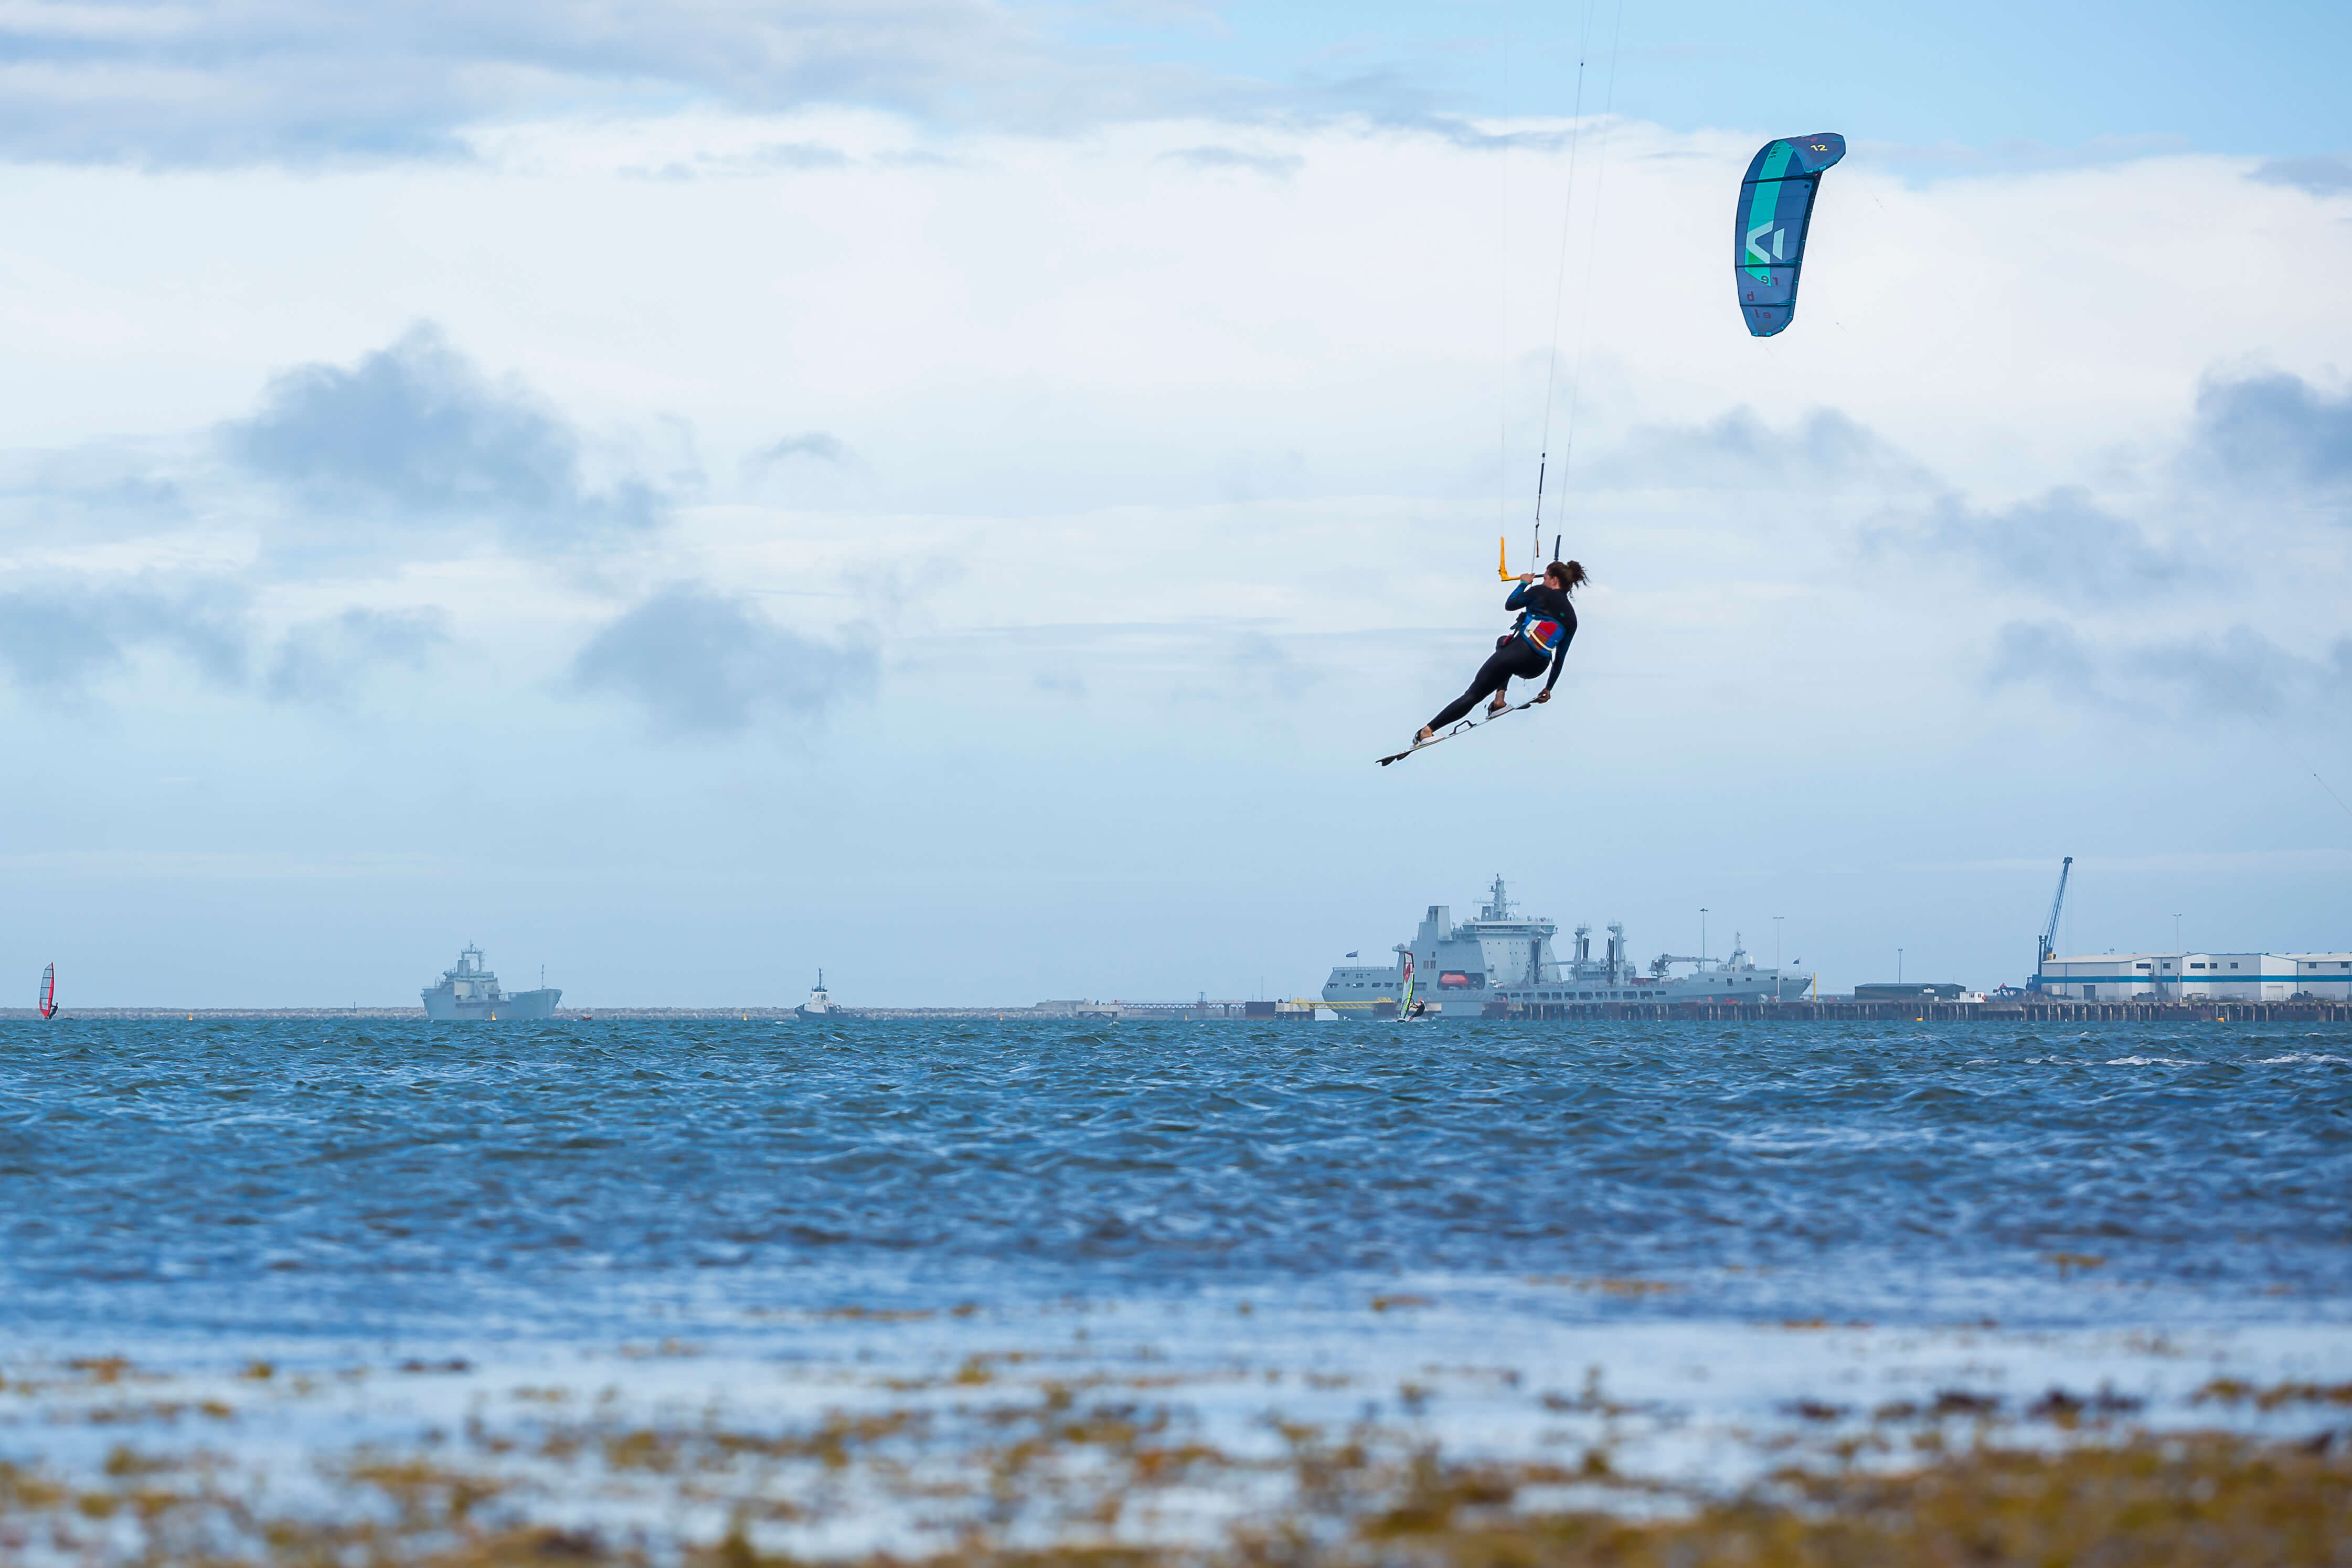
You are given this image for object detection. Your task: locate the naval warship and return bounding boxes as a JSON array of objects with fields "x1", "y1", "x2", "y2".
[
  {"x1": 1322, "y1": 876, "x2": 1802, "y2": 1016},
  {"x1": 421, "y1": 944, "x2": 562, "y2": 1020}
]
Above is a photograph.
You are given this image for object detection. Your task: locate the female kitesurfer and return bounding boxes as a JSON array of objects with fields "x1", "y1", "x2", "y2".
[{"x1": 1416, "y1": 560, "x2": 1584, "y2": 743}]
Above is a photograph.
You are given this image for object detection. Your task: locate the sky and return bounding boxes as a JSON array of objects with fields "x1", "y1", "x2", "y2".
[{"x1": 0, "y1": 1, "x2": 2347, "y2": 1006}]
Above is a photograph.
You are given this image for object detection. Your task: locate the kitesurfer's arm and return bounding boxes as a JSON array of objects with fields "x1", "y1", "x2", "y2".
[{"x1": 1538, "y1": 598, "x2": 1577, "y2": 699}]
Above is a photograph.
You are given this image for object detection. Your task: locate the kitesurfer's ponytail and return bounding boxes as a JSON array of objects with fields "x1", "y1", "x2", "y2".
[{"x1": 1548, "y1": 560, "x2": 1588, "y2": 592}]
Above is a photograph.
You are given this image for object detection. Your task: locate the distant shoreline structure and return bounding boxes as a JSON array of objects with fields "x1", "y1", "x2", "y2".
[{"x1": 6, "y1": 999, "x2": 2349, "y2": 1024}]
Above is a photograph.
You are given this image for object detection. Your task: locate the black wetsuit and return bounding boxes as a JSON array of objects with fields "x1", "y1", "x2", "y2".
[{"x1": 1427, "y1": 581, "x2": 1577, "y2": 730}]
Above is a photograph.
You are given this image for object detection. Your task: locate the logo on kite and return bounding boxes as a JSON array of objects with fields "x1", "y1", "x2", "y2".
[{"x1": 1733, "y1": 132, "x2": 1845, "y2": 337}]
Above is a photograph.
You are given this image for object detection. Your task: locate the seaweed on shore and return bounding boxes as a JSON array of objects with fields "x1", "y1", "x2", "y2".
[{"x1": 4, "y1": 1429, "x2": 2346, "y2": 1566}]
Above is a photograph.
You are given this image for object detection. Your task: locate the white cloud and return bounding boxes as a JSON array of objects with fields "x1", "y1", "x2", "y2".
[{"x1": 0, "y1": 111, "x2": 2348, "y2": 1000}]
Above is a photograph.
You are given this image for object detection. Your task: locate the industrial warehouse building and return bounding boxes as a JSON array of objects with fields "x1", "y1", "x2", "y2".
[{"x1": 2037, "y1": 953, "x2": 2352, "y2": 1001}]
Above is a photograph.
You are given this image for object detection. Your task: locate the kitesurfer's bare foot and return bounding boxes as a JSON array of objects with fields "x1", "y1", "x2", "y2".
[
  {"x1": 1416, "y1": 726, "x2": 1434, "y2": 742},
  {"x1": 1486, "y1": 695, "x2": 1509, "y2": 717}
]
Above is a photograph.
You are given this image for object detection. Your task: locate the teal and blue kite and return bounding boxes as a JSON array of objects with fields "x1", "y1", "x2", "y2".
[{"x1": 1734, "y1": 133, "x2": 1845, "y2": 336}]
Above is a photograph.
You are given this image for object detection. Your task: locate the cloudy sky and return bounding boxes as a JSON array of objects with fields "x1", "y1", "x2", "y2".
[{"x1": 1, "y1": 0, "x2": 2347, "y2": 1006}]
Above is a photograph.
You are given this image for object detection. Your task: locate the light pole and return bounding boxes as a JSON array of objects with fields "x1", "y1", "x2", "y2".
[
  {"x1": 1774, "y1": 916, "x2": 1785, "y2": 1003},
  {"x1": 2173, "y1": 914, "x2": 2183, "y2": 999},
  {"x1": 1700, "y1": 908, "x2": 1708, "y2": 964},
  {"x1": 1898, "y1": 947, "x2": 1904, "y2": 983}
]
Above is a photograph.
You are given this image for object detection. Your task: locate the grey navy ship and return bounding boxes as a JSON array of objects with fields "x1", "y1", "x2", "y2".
[
  {"x1": 421, "y1": 944, "x2": 561, "y2": 1020},
  {"x1": 1322, "y1": 876, "x2": 1803, "y2": 1016}
]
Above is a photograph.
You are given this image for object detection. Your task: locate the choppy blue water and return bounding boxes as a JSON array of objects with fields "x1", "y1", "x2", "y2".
[{"x1": 4, "y1": 1017, "x2": 2347, "y2": 1343}]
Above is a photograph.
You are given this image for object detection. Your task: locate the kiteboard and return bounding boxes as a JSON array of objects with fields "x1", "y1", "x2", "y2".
[{"x1": 1376, "y1": 695, "x2": 1543, "y2": 767}]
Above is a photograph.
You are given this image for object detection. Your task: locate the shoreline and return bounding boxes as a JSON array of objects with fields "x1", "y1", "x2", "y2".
[
  {"x1": 4, "y1": 1308, "x2": 2346, "y2": 1564},
  {"x1": 8, "y1": 1003, "x2": 2352, "y2": 1022}
]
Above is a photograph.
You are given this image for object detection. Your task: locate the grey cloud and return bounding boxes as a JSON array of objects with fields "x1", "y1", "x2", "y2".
[
  {"x1": 2138, "y1": 627, "x2": 2336, "y2": 719},
  {"x1": 1161, "y1": 145, "x2": 1303, "y2": 178},
  {"x1": 2190, "y1": 370, "x2": 2352, "y2": 497},
  {"x1": 0, "y1": 598, "x2": 130, "y2": 695},
  {"x1": 0, "y1": 581, "x2": 249, "y2": 698},
  {"x1": 1591, "y1": 407, "x2": 1930, "y2": 492},
  {"x1": 0, "y1": 445, "x2": 194, "y2": 545},
  {"x1": 757, "y1": 432, "x2": 853, "y2": 465},
  {"x1": 267, "y1": 607, "x2": 449, "y2": 707},
  {"x1": 569, "y1": 585, "x2": 876, "y2": 735},
  {"x1": 1859, "y1": 134, "x2": 2188, "y2": 180},
  {"x1": 225, "y1": 324, "x2": 661, "y2": 545},
  {"x1": 1986, "y1": 620, "x2": 2099, "y2": 698},
  {"x1": 1989, "y1": 619, "x2": 2352, "y2": 719},
  {"x1": 749, "y1": 141, "x2": 853, "y2": 170},
  {"x1": 1907, "y1": 485, "x2": 2185, "y2": 602},
  {"x1": 0, "y1": 0, "x2": 1284, "y2": 166},
  {"x1": 2251, "y1": 154, "x2": 2352, "y2": 197},
  {"x1": 631, "y1": 141, "x2": 854, "y2": 180}
]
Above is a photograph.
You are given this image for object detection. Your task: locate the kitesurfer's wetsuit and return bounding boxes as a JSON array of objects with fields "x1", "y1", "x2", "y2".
[{"x1": 1426, "y1": 581, "x2": 1577, "y2": 730}]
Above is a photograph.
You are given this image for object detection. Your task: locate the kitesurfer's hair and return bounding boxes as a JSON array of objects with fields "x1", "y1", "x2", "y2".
[{"x1": 1547, "y1": 560, "x2": 1588, "y2": 591}]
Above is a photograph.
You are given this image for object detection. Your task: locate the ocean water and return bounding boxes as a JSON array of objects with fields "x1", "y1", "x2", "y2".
[
  {"x1": 5, "y1": 1016, "x2": 2347, "y2": 1338},
  {"x1": 4, "y1": 1016, "x2": 2348, "y2": 1553}
]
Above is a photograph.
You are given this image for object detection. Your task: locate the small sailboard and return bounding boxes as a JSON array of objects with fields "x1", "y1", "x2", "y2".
[
  {"x1": 1377, "y1": 695, "x2": 1542, "y2": 767},
  {"x1": 38, "y1": 962, "x2": 57, "y2": 1019}
]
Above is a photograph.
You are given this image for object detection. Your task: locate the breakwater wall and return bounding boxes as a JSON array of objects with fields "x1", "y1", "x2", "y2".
[{"x1": 8, "y1": 1000, "x2": 2348, "y2": 1025}]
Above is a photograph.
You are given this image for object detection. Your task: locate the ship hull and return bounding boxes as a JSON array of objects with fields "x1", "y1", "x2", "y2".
[
  {"x1": 422, "y1": 986, "x2": 562, "y2": 1021},
  {"x1": 1322, "y1": 972, "x2": 1799, "y2": 1016}
]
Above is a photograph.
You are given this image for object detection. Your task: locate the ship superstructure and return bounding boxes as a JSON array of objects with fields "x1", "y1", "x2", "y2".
[
  {"x1": 796, "y1": 970, "x2": 834, "y2": 1019},
  {"x1": 421, "y1": 944, "x2": 561, "y2": 1021},
  {"x1": 1323, "y1": 876, "x2": 1800, "y2": 1016}
]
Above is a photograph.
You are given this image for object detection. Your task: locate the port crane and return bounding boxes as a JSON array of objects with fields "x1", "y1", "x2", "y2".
[{"x1": 2030, "y1": 856, "x2": 2073, "y2": 989}]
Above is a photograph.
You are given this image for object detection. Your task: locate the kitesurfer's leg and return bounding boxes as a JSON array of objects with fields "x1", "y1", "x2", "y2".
[
  {"x1": 1426, "y1": 645, "x2": 1523, "y2": 732},
  {"x1": 1420, "y1": 642, "x2": 1549, "y2": 738}
]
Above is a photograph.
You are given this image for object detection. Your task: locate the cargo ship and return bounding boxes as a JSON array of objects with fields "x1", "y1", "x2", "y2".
[
  {"x1": 421, "y1": 945, "x2": 561, "y2": 1020},
  {"x1": 1322, "y1": 877, "x2": 1800, "y2": 1016}
]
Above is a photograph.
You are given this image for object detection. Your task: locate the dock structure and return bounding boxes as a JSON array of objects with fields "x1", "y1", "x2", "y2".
[
  {"x1": 1435, "y1": 997, "x2": 2352, "y2": 1025},
  {"x1": 11, "y1": 999, "x2": 2347, "y2": 1026},
  {"x1": 1277, "y1": 994, "x2": 2352, "y2": 1024}
]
